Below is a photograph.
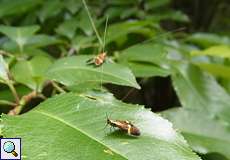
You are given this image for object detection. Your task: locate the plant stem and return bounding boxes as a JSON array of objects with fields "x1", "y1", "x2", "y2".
[
  {"x1": 0, "y1": 100, "x2": 16, "y2": 106},
  {"x1": 82, "y1": 0, "x2": 103, "y2": 46},
  {"x1": 51, "y1": 81, "x2": 66, "y2": 93},
  {"x1": 6, "y1": 81, "x2": 20, "y2": 104}
]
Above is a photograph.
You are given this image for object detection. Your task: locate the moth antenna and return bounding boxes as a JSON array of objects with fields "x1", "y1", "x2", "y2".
[
  {"x1": 82, "y1": 0, "x2": 103, "y2": 46},
  {"x1": 138, "y1": 27, "x2": 186, "y2": 46},
  {"x1": 103, "y1": 15, "x2": 109, "y2": 53}
]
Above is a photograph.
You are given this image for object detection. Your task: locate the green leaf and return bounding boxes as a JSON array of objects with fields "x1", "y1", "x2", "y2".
[
  {"x1": 11, "y1": 55, "x2": 52, "y2": 91},
  {"x1": 106, "y1": 21, "x2": 154, "y2": 44},
  {"x1": 117, "y1": 43, "x2": 171, "y2": 77},
  {"x1": 169, "y1": 62, "x2": 230, "y2": 158},
  {"x1": 64, "y1": 0, "x2": 81, "y2": 14},
  {"x1": 120, "y1": 61, "x2": 171, "y2": 77},
  {"x1": 193, "y1": 63, "x2": 230, "y2": 79},
  {"x1": 0, "y1": 55, "x2": 9, "y2": 83},
  {"x1": 2, "y1": 92, "x2": 201, "y2": 160},
  {"x1": 191, "y1": 45, "x2": 230, "y2": 58},
  {"x1": 185, "y1": 33, "x2": 230, "y2": 48},
  {"x1": 71, "y1": 35, "x2": 97, "y2": 51},
  {"x1": 172, "y1": 63, "x2": 230, "y2": 124},
  {"x1": 0, "y1": 25, "x2": 40, "y2": 51},
  {"x1": 77, "y1": 9, "x2": 94, "y2": 36},
  {"x1": 0, "y1": 85, "x2": 31, "y2": 102},
  {"x1": 147, "y1": 11, "x2": 189, "y2": 22},
  {"x1": 118, "y1": 43, "x2": 167, "y2": 64},
  {"x1": 145, "y1": 0, "x2": 170, "y2": 10},
  {"x1": 37, "y1": 0, "x2": 63, "y2": 22},
  {"x1": 46, "y1": 55, "x2": 140, "y2": 89},
  {"x1": 26, "y1": 34, "x2": 62, "y2": 48},
  {"x1": 55, "y1": 17, "x2": 78, "y2": 39},
  {"x1": 0, "y1": 0, "x2": 43, "y2": 18},
  {"x1": 162, "y1": 108, "x2": 230, "y2": 159}
]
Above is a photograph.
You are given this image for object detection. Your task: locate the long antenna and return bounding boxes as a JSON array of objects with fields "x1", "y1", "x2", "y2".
[
  {"x1": 103, "y1": 16, "x2": 109, "y2": 53},
  {"x1": 100, "y1": 16, "x2": 109, "y2": 91},
  {"x1": 82, "y1": 0, "x2": 103, "y2": 47},
  {"x1": 128, "y1": 27, "x2": 186, "y2": 48}
]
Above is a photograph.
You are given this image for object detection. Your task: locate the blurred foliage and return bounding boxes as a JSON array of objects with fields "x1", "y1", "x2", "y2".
[{"x1": 0, "y1": 0, "x2": 229, "y2": 159}]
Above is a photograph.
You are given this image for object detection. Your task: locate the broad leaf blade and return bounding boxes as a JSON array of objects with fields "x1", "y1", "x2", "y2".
[
  {"x1": 0, "y1": 25, "x2": 40, "y2": 51},
  {"x1": 2, "y1": 93, "x2": 200, "y2": 160},
  {"x1": 168, "y1": 62, "x2": 230, "y2": 159},
  {"x1": 0, "y1": 0, "x2": 42, "y2": 17},
  {"x1": 120, "y1": 61, "x2": 171, "y2": 77},
  {"x1": 118, "y1": 43, "x2": 170, "y2": 77},
  {"x1": 191, "y1": 45, "x2": 230, "y2": 58},
  {"x1": 185, "y1": 33, "x2": 230, "y2": 48},
  {"x1": 46, "y1": 55, "x2": 140, "y2": 89},
  {"x1": 162, "y1": 108, "x2": 230, "y2": 159},
  {"x1": 193, "y1": 63, "x2": 230, "y2": 79},
  {"x1": 118, "y1": 43, "x2": 167, "y2": 64},
  {"x1": 106, "y1": 21, "x2": 154, "y2": 44},
  {"x1": 172, "y1": 63, "x2": 230, "y2": 124},
  {"x1": 11, "y1": 55, "x2": 52, "y2": 91}
]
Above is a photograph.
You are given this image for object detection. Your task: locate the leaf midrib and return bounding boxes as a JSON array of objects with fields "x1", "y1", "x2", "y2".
[{"x1": 34, "y1": 109, "x2": 128, "y2": 160}]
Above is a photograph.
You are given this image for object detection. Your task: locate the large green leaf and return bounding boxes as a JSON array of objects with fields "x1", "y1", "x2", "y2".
[
  {"x1": 145, "y1": 0, "x2": 170, "y2": 9},
  {"x1": 185, "y1": 33, "x2": 230, "y2": 48},
  {"x1": 191, "y1": 45, "x2": 230, "y2": 58},
  {"x1": 55, "y1": 16, "x2": 79, "y2": 39},
  {"x1": 117, "y1": 43, "x2": 170, "y2": 77},
  {"x1": 119, "y1": 61, "x2": 171, "y2": 77},
  {"x1": 0, "y1": 25, "x2": 40, "y2": 51},
  {"x1": 106, "y1": 21, "x2": 155, "y2": 44},
  {"x1": 77, "y1": 9, "x2": 94, "y2": 36},
  {"x1": 46, "y1": 55, "x2": 140, "y2": 89},
  {"x1": 147, "y1": 11, "x2": 189, "y2": 22},
  {"x1": 0, "y1": 85, "x2": 31, "y2": 102},
  {"x1": 172, "y1": 63, "x2": 230, "y2": 124},
  {"x1": 165, "y1": 62, "x2": 230, "y2": 158},
  {"x1": 193, "y1": 63, "x2": 230, "y2": 79},
  {"x1": 162, "y1": 108, "x2": 230, "y2": 160},
  {"x1": 1, "y1": 92, "x2": 200, "y2": 160},
  {"x1": 11, "y1": 55, "x2": 52, "y2": 91},
  {"x1": 0, "y1": 0, "x2": 43, "y2": 17},
  {"x1": 118, "y1": 43, "x2": 167, "y2": 64},
  {"x1": 37, "y1": 0, "x2": 63, "y2": 22},
  {"x1": 26, "y1": 34, "x2": 62, "y2": 48},
  {"x1": 2, "y1": 34, "x2": 61, "y2": 52}
]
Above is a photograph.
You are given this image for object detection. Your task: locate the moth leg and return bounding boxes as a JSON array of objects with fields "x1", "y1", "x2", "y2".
[{"x1": 86, "y1": 58, "x2": 94, "y2": 65}]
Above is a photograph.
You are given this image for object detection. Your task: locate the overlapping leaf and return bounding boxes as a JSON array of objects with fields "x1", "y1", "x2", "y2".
[
  {"x1": 11, "y1": 55, "x2": 52, "y2": 91},
  {"x1": 162, "y1": 62, "x2": 230, "y2": 158},
  {"x1": 118, "y1": 43, "x2": 171, "y2": 77},
  {"x1": 0, "y1": 25, "x2": 40, "y2": 51}
]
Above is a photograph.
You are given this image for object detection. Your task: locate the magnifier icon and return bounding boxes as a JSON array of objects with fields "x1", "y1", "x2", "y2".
[{"x1": 3, "y1": 141, "x2": 18, "y2": 157}]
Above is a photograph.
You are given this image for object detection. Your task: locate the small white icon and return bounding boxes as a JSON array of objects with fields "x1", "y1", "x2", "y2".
[
  {"x1": 3, "y1": 141, "x2": 18, "y2": 157},
  {"x1": 1, "y1": 138, "x2": 21, "y2": 160}
]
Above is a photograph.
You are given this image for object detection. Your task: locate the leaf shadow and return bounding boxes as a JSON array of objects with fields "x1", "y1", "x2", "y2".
[{"x1": 105, "y1": 129, "x2": 139, "y2": 139}]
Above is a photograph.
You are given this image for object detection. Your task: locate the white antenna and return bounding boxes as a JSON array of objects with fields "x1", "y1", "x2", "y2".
[{"x1": 100, "y1": 16, "x2": 109, "y2": 91}]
